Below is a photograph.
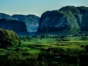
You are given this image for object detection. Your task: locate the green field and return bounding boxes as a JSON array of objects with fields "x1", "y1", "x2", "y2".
[
  {"x1": 18, "y1": 36, "x2": 88, "y2": 66},
  {"x1": 21, "y1": 36, "x2": 88, "y2": 51},
  {"x1": 1, "y1": 36, "x2": 88, "y2": 66}
]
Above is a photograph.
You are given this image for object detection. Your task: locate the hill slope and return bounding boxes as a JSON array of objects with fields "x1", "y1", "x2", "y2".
[{"x1": 37, "y1": 6, "x2": 88, "y2": 35}]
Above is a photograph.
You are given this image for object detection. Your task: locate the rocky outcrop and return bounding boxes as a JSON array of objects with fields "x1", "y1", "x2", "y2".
[
  {"x1": 1, "y1": 6, "x2": 88, "y2": 36},
  {"x1": 78, "y1": 7, "x2": 88, "y2": 32},
  {"x1": 12, "y1": 14, "x2": 39, "y2": 32},
  {"x1": 0, "y1": 13, "x2": 40, "y2": 35},
  {"x1": 0, "y1": 13, "x2": 11, "y2": 19},
  {"x1": 38, "y1": 11, "x2": 68, "y2": 34},
  {"x1": 0, "y1": 19, "x2": 29, "y2": 36},
  {"x1": 37, "y1": 6, "x2": 88, "y2": 35}
]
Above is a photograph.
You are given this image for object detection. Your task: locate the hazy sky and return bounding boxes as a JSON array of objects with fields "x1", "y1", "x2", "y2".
[{"x1": 0, "y1": 0, "x2": 88, "y2": 16}]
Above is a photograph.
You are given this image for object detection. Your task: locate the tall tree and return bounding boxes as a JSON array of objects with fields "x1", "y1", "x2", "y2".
[{"x1": 0, "y1": 28, "x2": 20, "y2": 48}]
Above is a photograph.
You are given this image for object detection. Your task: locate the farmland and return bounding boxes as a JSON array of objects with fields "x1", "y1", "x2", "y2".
[{"x1": 0, "y1": 35, "x2": 88, "y2": 66}]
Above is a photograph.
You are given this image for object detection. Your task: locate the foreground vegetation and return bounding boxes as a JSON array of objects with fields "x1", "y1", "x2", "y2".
[{"x1": 0, "y1": 29, "x2": 88, "y2": 66}]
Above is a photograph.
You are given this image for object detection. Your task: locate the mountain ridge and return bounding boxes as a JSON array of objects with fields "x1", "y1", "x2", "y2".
[
  {"x1": 0, "y1": 13, "x2": 40, "y2": 36},
  {"x1": 1, "y1": 6, "x2": 88, "y2": 36},
  {"x1": 37, "y1": 6, "x2": 88, "y2": 35}
]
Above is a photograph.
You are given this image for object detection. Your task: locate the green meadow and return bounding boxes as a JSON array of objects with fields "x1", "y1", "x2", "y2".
[{"x1": 1, "y1": 34, "x2": 88, "y2": 66}]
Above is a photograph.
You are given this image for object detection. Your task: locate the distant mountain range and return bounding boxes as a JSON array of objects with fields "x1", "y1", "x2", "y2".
[
  {"x1": 0, "y1": 6, "x2": 88, "y2": 36},
  {"x1": 0, "y1": 13, "x2": 40, "y2": 36}
]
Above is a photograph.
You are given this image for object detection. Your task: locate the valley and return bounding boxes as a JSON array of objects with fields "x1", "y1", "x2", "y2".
[
  {"x1": 0, "y1": 35, "x2": 88, "y2": 66},
  {"x1": 0, "y1": 5, "x2": 88, "y2": 66}
]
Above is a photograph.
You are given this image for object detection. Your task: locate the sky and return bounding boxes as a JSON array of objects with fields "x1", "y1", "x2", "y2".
[{"x1": 0, "y1": 0, "x2": 88, "y2": 16}]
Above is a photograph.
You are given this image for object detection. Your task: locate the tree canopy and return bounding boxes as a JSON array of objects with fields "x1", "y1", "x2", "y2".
[{"x1": 0, "y1": 28, "x2": 20, "y2": 48}]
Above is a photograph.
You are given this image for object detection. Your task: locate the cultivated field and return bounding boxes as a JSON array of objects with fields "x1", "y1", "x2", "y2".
[{"x1": 1, "y1": 36, "x2": 88, "y2": 66}]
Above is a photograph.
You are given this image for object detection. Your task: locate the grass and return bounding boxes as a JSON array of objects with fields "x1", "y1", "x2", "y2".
[
  {"x1": 20, "y1": 36, "x2": 88, "y2": 54},
  {"x1": 22, "y1": 38, "x2": 56, "y2": 44},
  {"x1": 1, "y1": 37, "x2": 86, "y2": 60},
  {"x1": 0, "y1": 36, "x2": 88, "y2": 66}
]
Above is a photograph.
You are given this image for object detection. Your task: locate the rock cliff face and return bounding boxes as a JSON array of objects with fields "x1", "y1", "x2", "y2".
[
  {"x1": 37, "y1": 6, "x2": 88, "y2": 35},
  {"x1": 0, "y1": 13, "x2": 40, "y2": 35},
  {"x1": 77, "y1": 7, "x2": 88, "y2": 32},
  {"x1": 0, "y1": 13, "x2": 11, "y2": 19},
  {"x1": 12, "y1": 14, "x2": 39, "y2": 32},
  {"x1": 1, "y1": 6, "x2": 88, "y2": 36},
  {"x1": 38, "y1": 11, "x2": 68, "y2": 34},
  {"x1": 0, "y1": 19, "x2": 29, "y2": 36}
]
